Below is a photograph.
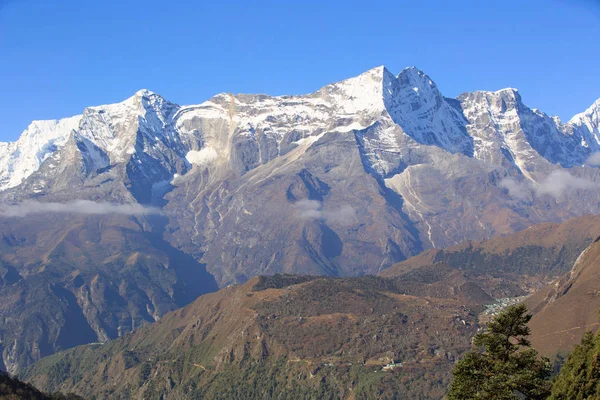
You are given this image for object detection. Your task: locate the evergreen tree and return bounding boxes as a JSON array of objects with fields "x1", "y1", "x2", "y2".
[
  {"x1": 550, "y1": 330, "x2": 600, "y2": 399},
  {"x1": 447, "y1": 304, "x2": 552, "y2": 400}
]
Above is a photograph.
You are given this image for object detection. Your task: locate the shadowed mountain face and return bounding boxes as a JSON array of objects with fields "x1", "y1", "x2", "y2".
[
  {"x1": 0, "y1": 214, "x2": 218, "y2": 374},
  {"x1": 1, "y1": 66, "x2": 600, "y2": 372},
  {"x1": 21, "y1": 275, "x2": 485, "y2": 400}
]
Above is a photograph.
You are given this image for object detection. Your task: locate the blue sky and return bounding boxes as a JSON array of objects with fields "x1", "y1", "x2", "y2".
[{"x1": 0, "y1": 0, "x2": 599, "y2": 141}]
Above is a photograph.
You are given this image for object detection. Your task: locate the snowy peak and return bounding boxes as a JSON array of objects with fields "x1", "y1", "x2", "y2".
[
  {"x1": 134, "y1": 88, "x2": 157, "y2": 98},
  {"x1": 571, "y1": 98, "x2": 600, "y2": 120},
  {"x1": 568, "y1": 98, "x2": 600, "y2": 152},
  {"x1": 458, "y1": 88, "x2": 523, "y2": 118},
  {"x1": 458, "y1": 87, "x2": 599, "y2": 170},
  {"x1": 85, "y1": 89, "x2": 175, "y2": 123},
  {"x1": 318, "y1": 65, "x2": 473, "y2": 155},
  {"x1": 321, "y1": 65, "x2": 393, "y2": 115},
  {"x1": 383, "y1": 66, "x2": 473, "y2": 155},
  {"x1": 321, "y1": 65, "x2": 445, "y2": 118},
  {"x1": 72, "y1": 90, "x2": 180, "y2": 161},
  {"x1": 570, "y1": 98, "x2": 600, "y2": 130},
  {"x1": 0, "y1": 90, "x2": 185, "y2": 192},
  {"x1": 590, "y1": 97, "x2": 600, "y2": 114},
  {"x1": 495, "y1": 88, "x2": 523, "y2": 112},
  {"x1": 458, "y1": 88, "x2": 539, "y2": 168},
  {"x1": 396, "y1": 67, "x2": 440, "y2": 95},
  {"x1": 0, "y1": 115, "x2": 82, "y2": 190},
  {"x1": 392, "y1": 67, "x2": 444, "y2": 115}
]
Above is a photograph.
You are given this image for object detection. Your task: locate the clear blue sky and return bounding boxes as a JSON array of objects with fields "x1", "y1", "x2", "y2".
[{"x1": 1, "y1": 0, "x2": 599, "y2": 141}]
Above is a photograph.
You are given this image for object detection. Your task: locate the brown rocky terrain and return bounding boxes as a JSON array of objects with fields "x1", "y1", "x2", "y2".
[
  {"x1": 380, "y1": 214, "x2": 600, "y2": 297},
  {"x1": 18, "y1": 214, "x2": 600, "y2": 398},
  {"x1": 527, "y1": 237, "x2": 600, "y2": 357},
  {"x1": 380, "y1": 215, "x2": 600, "y2": 359},
  {"x1": 21, "y1": 274, "x2": 485, "y2": 400},
  {"x1": 0, "y1": 213, "x2": 217, "y2": 374}
]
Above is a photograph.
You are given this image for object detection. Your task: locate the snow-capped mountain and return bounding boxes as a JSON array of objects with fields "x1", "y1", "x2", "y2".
[
  {"x1": 3, "y1": 65, "x2": 600, "y2": 264},
  {"x1": 569, "y1": 98, "x2": 600, "y2": 146},
  {"x1": 0, "y1": 116, "x2": 81, "y2": 190},
  {"x1": 2, "y1": 66, "x2": 598, "y2": 194},
  {"x1": 1, "y1": 65, "x2": 600, "y2": 373}
]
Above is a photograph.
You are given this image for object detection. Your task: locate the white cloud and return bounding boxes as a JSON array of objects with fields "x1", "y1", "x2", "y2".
[
  {"x1": 0, "y1": 200, "x2": 161, "y2": 218},
  {"x1": 324, "y1": 204, "x2": 357, "y2": 226},
  {"x1": 499, "y1": 178, "x2": 531, "y2": 201},
  {"x1": 294, "y1": 199, "x2": 322, "y2": 219},
  {"x1": 535, "y1": 170, "x2": 597, "y2": 198},
  {"x1": 501, "y1": 170, "x2": 599, "y2": 200},
  {"x1": 293, "y1": 199, "x2": 357, "y2": 226},
  {"x1": 586, "y1": 152, "x2": 600, "y2": 166}
]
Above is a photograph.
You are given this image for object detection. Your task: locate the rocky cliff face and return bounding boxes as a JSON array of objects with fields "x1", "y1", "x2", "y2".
[{"x1": 1, "y1": 66, "x2": 600, "y2": 372}]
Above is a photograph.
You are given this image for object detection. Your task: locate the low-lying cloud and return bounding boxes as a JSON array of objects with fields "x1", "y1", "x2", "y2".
[
  {"x1": 535, "y1": 170, "x2": 597, "y2": 198},
  {"x1": 586, "y1": 152, "x2": 600, "y2": 167},
  {"x1": 294, "y1": 199, "x2": 357, "y2": 226},
  {"x1": 500, "y1": 170, "x2": 599, "y2": 200},
  {"x1": 0, "y1": 200, "x2": 161, "y2": 218},
  {"x1": 498, "y1": 177, "x2": 531, "y2": 201}
]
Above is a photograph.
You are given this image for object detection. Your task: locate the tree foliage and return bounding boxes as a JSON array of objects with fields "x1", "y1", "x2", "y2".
[
  {"x1": 447, "y1": 304, "x2": 552, "y2": 399},
  {"x1": 550, "y1": 330, "x2": 600, "y2": 399}
]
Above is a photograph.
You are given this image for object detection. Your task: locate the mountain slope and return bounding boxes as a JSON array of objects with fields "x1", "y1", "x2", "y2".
[
  {"x1": 526, "y1": 236, "x2": 600, "y2": 357},
  {"x1": 380, "y1": 214, "x2": 600, "y2": 297},
  {"x1": 0, "y1": 214, "x2": 217, "y2": 374},
  {"x1": 21, "y1": 274, "x2": 483, "y2": 400},
  {"x1": 380, "y1": 215, "x2": 600, "y2": 358},
  {"x1": 0, "y1": 371, "x2": 81, "y2": 400}
]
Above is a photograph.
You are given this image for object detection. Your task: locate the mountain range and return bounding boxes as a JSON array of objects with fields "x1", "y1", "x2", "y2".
[{"x1": 1, "y1": 66, "x2": 600, "y2": 373}]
